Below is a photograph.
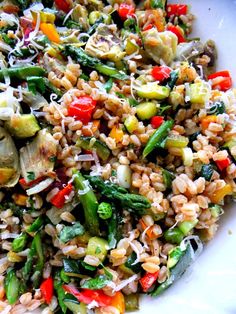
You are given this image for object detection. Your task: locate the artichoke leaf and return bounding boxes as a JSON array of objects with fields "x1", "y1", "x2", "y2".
[
  {"x1": 0, "y1": 127, "x2": 20, "y2": 187},
  {"x1": 85, "y1": 24, "x2": 125, "y2": 62},
  {"x1": 20, "y1": 129, "x2": 57, "y2": 182},
  {"x1": 142, "y1": 28, "x2": 177, "y2": 65}
]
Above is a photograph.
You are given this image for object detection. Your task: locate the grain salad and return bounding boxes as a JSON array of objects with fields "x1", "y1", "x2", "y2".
[{"x1": 0, "y1": 0, "x2": 235, "y2": 313}]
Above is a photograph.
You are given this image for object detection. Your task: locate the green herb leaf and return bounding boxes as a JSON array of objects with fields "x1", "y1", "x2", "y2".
[
  {"x1": 27, "y1": 171, "x2": 35, "y2": 181},
  {"x1": 81, "y1": 275, "x2": 110, "y2": 290},
  {"x1": 104, "y1": 78, "x2": 113, "y2": 93},
  {"x1": 59, "y1": 222, "x2": 85, "y2": 243},
  {"x1": 80, "y1": 73, "x2": 90, "y2": 81}
]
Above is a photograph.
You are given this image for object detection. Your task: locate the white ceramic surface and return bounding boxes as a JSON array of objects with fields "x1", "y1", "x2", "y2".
[{"x1": 140, "y1": 1, "x2": 236, "y2": 313}]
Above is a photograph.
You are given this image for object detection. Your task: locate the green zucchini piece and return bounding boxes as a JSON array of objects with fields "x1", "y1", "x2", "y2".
[{"x1": 76, "y1": 136, "x2": 110, "y2": 161}]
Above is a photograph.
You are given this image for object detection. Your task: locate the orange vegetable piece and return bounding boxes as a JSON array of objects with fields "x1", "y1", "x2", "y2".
[
  {"x1": 40, "y1": 23, "x2": 61, "y2": 43},
  {"x1": 140, "y1": 219, "x2": 157, "y2": 240},
  {"x1": 82, "y1": 120, "x2": 100, "y2": 136},
  {"x1": 110, "y1": 292, "x2": 125, "y2": 314},
  {"x1": 201, "y1": 115, "x2": 217, "y2": 131},
  {"x1": 109, "y1": 126, "x2": 124, "y2": 143},
  {"x1": 210, "y1": 184, "x2": 233, "y2": 204}
]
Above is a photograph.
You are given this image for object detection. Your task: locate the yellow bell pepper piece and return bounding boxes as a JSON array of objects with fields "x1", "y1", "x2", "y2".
[
  {"x1": 31, "y1": 11, "x2": 55, "y2": 24},
  {"x1": 12, "y1": 193, "x2": 28, "y2": 206},
  {"x1": 210, "y1": 184, "x2": 233, "y2": 204},
  {"x1": 110, "y1": 292, "x2": 125, "y2": 314},
  {"x1": 109, "y1": 126, "x2": 124, "y2": 143},
  {"x1": 40, "y1": 23, "x2": 61, "y2": 43}
]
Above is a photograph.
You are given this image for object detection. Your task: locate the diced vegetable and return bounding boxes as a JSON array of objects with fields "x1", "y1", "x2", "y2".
[
  {"x1": 54, "y1": 272, "x2": 67, "y2": 313},
  {"x1": 40, "y1": 277, "x2": 54, "y2": 304},
  {"x1": 151, "y1": 244, "x2": 193, "y2": 296},
  {"x1": 5, "y1": 114, "x2": 40, "y2": 138},
  {"x1": 20, "y1": 129, "x2": 57, "y2": 182},
  {"x1": 55, "y1": 0, "x2": 72, "y2": 13},
  {"x1": 166, "y1": 4, "x2": 188, "y2": 17},
  {"x1": 200, "y1": 164, "x2": 214, "y2": 181},
  {"x1": 81, "y1": 275, "x2": 110, "y2": 290},
  {"x1": 166, "y1": 24, "x2": 186, "y2": 43},
  {"x1": 117, "y1": 164, "x2": 132, "y2": 189},
  {"x1": 63, "y1": 259, "x2": 83, "y2": 278},
  {"x1": 31, "y1": 10, "x2": 55, "y2": 24},
  {"x1": 50, "y1": 184, "x2": 73, "y2": 209},
  {"x1": 162, "y1": 169, "x2": 175, "y2": 189},
  {"x1": 125, "y1": 252, "x2": 142, "y2": 273},
  {"x1": 165, "y1": 134, "x2": 189, "y2": 149},
  {"x1": 124, "y1": 293, "x2": 139, "y2": 312},
  {"x1": 68, "y1": 96, "x2": 96, "y2": 124},
  {"x1": 209, "y1": 204, "x2": 224, "y2": 218},
  {"x1": 97, "y1": 202, "x2": 113, "y2": 220},
  {"x1": 151, "y1": 66, "x2": 171, "y2": 82},
  {"x1": 110, "y1": 291, "x2": 125, "y2": 314},
  {"x1": 125, "y1": 38, "x2": 139, "y2": 55},
  {"x1": 109, "y1": 126, "x2": 124, "y2": 143},
  {"x1": 124, "y1": 115, "x2": 139, "y2": 133},
  {"x1": 64, "y1": 294, "x2": 87, "y2": 314},
  {"x1": 86, "y1": 236, "x2": 108, "y2": 262},
  {"x1": 136, "y1": 102, "x2": 158, "y2": 120},
  {"x1": 178, "y1": 219, "x2": 198, "y2": 236},
  {"x1": 139, "y1": 271, "x2": 159, "y2": 292},
  {"x1": 210, "y1": 184, "x2": 233, "y2": 204},
  {"x1": 215, "y1": 158, "x2": 231, "y2": 171},
  {"x1": 208, "y1": 70, "x2": 232, "y2": 91},
  {"x1": 136, "y1": 83, "x2": 170, "y2": 100},
  {"x1": 60, "y1": 222, "x2": 85, "y2": 243},
  {"x1": 167, "y1": 246, "x2": 183, "y2": 269},
  {"x1": 151, "y1": 116, "x2": 164, "y2": 129},
  {"x1": 118, "y1": 3, "x2": 135, "y2": 20},
  {"x1": 12, "y1": 233, "x2": 28, "y2": 252},
  {"x1": 76, "y1": 136, "x2": 110, "y2": 161},
  {"x1": 181, "y1": 147, "x2": 193, "y2": 166},
  {"x1": 189, "y1": 82, "x2": 211, "y2": 105},
  {"x1": 0, "y1": 66, "x2": 45, "y2": 82},
  {"x1": 143, "y1": 120, "x2": 174, "y2": 158},
  {"x1": 72, "y1": 170, "x2": 100, "y2": 235},
  {"x1": 4, "y1": 269, "x2": 20, "y2": 304},
  {"x1": 164, "y1": 227, "x2": 184, "y2": 244},
  {"x1": 26, "y1": 216, "x2": 44, "y2": 233}
]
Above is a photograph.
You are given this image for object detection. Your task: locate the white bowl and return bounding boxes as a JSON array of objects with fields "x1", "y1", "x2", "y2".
[{"x1": 141, "y1": 1, "x2": 236, "y2": 313}]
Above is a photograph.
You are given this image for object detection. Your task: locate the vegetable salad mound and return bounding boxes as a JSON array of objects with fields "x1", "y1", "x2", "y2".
[{"x1": 0, "y1": 0, "x2": 235, "y2": 313}]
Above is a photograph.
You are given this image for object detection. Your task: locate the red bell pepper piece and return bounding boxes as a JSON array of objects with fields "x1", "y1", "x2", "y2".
[
  {"x1": 215, "y1": 158, "x2": 231, "y2": 171},
  {"x1": 54, "y1": 0, "x2": 72, "y2": 13},
  {"x1": 139, "y1": 271, "x2": 159, "y2": 292},
  {"x1": 50, "y1": 183, "x2": 73, "y2": 209},
  {"x1": 151, "y1": 116, "x2": 164, "y2": 129},
  {"x1": 40, "y1": 277, "x2": 54, "y2": 304},
  {"x1": 63, "y1": 285, "x2": 113, "y2": 307},
  {"x1": 166, "y1": 4, "x2": 188, "y2": 17},
  {"x1": 151, "y1": 65, "x2": 172, "y2": 82},
  {"x1": 19, "y1": 177, "x2": 45, "y2": 189},
  {"x1": 67, "y1": 96, "x2": 96, "y2": 124},
  {"x1": 143, "y1": 23, "x2": 155, "y2": 31},
  {"x1": 208, "y1": 71, "x2": 232, "y2": 92},
  {"x1": 118, "y1": 3, "x2": 135, "y2": 20},
  {"x1": 167, "y1": 25, "x2": 186, "y2": 43}
]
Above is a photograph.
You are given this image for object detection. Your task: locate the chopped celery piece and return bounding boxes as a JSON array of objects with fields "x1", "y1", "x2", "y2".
[
  {"x1": 190, "y1": 82, "x2": 210, "y2": 105},
  {"x1": 86, "y1": 237, "x2": 109, "y2": 262},
  {"x1": 165, "y1": 134, "x2": 189, "y2": 149},
  {"x1": 178, "y1": 219, "x2": 198, "y2": 235},
  {"x1": 136, "y1": 102, "x2": 158, "y2": 120},
  {"x1": 124, "y1": 115, "x2": 139, "y2": 133},
  {"x1": 136, "y1": 83, "x2": 170, "y2": 100}
]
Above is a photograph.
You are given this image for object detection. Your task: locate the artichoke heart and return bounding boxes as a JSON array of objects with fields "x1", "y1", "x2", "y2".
[
  {"x1": 0, "y1": 127, "x2": 20, "y2": 187},
  {"x1": 20, "y1": 129, "x2": 57, "y2": 182},
  {"x1": 142, "y1": 29, "x2": 178, "y2": 65},
  {"x1": 85, "y1": 24, "x2": 125, "y2": 62}
]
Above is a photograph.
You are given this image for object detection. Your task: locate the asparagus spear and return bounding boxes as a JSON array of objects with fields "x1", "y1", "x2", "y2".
[
  {"x1": 12, "y1": 233, "x2": 28, "y2": 252},
  {"x1": 0, "y1": 66, "x2": 45, "y2": 82},
  {"x1": 72, "y1": 170, "x2": 100, "y2": 236}
]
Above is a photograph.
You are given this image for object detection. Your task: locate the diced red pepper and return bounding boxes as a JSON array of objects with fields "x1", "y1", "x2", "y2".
[
  {"x1": 63, "y1": 285, "x2": 113, "y2": 307},
  {"x1": 54, "y1": 0, "x2": 72, "y2": 13},
  {"x1": 143, "y1": 23, "x2": 155, "y2": 31},
  {"x1": 50, "y1": 183, "x2": 73, "y2": 209},
  {"x1": 40, "y1": 277, "x2": 54, "y2": 305},
  {"x1": 118, "y1": 3, "x2": 135, "y2": 20},
  {"x1": 151, "y1": 65, "x2": 172, "y2": 82},
  {"x1": 139, "y1": 271, "x2": 159, "y2": 292},
  {"x1": 151, "y1": 116, "x2": 164, "y2": 129},
  {"x1": 166, "y1": 4, "x2": 188, "y2": 17},
  {"x1": 19, "y1": 177, "x2": 44, "y2": 189},
  {"x1": 67, "y1": 96, "x2": 96, "y2": 124},
  {"x1": 215, "y1": 158, "x2": 231, "y2": 171},
  {"x1": 167, "y1": 25, "x2": 186, "y2": 43},
  {"x1": 208, "y1": 71, "x2": 232, "y2": 92}
]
